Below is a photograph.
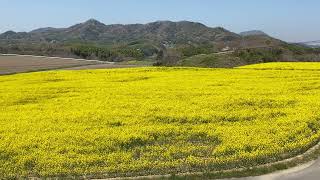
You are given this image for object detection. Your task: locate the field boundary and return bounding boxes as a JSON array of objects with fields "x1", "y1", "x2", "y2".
[
  {"x1": 0, "y1": 64, "x2": 99, "y2": 76},
  {"x1": 77, "y1": 139, "x2": 320, "y2": 180}
]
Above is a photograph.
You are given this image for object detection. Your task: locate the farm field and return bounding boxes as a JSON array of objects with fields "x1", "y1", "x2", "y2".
[
  {"x1": 64, "y1": 63, "x2": 145, "y2": 70},
  {"x1": 0, "y1": 55, "x2": 101, "y2": 75},
  {"x1": 238, "y1": 62, "x2": 320, "y2": 70},
  {"x1": 1, "y1": 63, "x2": 320, "y2": 178}
]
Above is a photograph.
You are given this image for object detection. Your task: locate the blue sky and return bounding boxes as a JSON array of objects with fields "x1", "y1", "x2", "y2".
[{"x1": 1, "y1": 0, "x2": 319, "y2": 42}]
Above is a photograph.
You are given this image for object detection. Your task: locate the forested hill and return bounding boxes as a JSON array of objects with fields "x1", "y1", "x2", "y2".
[
  {"x1": 0, "y1": 19, "x2": 277, "y2": 47},
  {"x1": 0, "y1": 19, "x2": 319, "y2": 67}
]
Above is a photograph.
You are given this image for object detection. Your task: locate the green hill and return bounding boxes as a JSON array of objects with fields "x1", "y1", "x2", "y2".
[{"x1": 0, "y1": 19, "x2": 319, "y2": 67}]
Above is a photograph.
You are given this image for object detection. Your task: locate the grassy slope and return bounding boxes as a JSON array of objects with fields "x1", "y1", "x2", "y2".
[
  {"x1": 178, "y1": 53, "x2": 245, "y2": 68},
  {"x1": 1, "y1": 64, "x2": 320, "y2": 178},
  {"x1": 177, "y1": 45, "x2": 320, "y2": 68}
]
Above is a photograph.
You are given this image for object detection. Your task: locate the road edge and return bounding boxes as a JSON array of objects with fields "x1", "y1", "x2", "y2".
[{"x1": 100, "y1": 139, "x2": 320, "y2": 180}]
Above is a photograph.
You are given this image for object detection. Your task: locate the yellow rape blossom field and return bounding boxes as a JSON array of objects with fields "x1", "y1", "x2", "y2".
[{"x1": 1, "y1": 63, "x2": 320, "y2": 178}]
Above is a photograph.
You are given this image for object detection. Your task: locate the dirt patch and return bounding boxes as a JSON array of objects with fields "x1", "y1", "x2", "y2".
[{"x1": 0, "y1": 55, "x2": 101, "y2": 75}]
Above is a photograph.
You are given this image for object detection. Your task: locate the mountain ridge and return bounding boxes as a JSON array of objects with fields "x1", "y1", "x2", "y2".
[
  {"x1": 240, "y1": 30, "x2": 268, "y2": 37},
  {"x1": 1, "y1": 19, "x2": 318, "y2": 68},
  {"x1": 0, "y1": 19, "x2": 270, "y2": 48}
]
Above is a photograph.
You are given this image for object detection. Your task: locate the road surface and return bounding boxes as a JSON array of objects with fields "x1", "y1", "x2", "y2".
[{"x1": 227, "y1": 158, "x2": 320, "y2": 180}]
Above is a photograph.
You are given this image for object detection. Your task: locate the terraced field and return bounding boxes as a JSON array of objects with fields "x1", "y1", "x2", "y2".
[{"x1": 1, "y1": 63, "x2": 320, "y2": 178}]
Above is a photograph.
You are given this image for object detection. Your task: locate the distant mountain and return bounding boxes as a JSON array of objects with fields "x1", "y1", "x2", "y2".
[
  {"x1": 0, "y1": 31, "x2": 29, "y2": 40},
  {"x1": 2, "y1": 19, "x2": 317, "y2": 68},
  {"x1": 0, "y1": 19, "x2": 281, "y2": 49},
  {"x1": 299, "y1": 40, "x2": 320, "y2": 48},
  {"x1": 240, "y1": 30, "x2": 268, "y2": 37},
  {"x1": 30, "y1": 27, "x2": 62, "y2": 34}
]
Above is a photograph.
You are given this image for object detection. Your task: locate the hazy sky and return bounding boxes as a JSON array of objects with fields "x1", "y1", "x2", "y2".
[{"x1": 1, "y1": 0, "x2": 319, "y2": 42}]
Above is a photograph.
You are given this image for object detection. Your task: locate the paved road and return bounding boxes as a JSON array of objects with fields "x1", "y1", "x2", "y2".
[{"x1": 227, "y1": 158, "x2": 320, "y2": 180}]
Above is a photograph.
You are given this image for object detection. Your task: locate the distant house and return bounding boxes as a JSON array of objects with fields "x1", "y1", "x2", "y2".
[{"x1": 221, "y1": 46, "x2": 231, "y2": 52}]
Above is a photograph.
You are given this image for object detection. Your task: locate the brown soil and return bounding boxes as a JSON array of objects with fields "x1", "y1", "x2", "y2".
[
  {"x1": 0, "y1": 55, "x2": 108, "y2": 75},
  {"x1": 0, "y1": 55, "x2": 145, "y2": 75}
]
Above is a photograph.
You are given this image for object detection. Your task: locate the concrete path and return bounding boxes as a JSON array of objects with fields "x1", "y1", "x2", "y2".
[{"x1": 227, "y1": 158, "x2": 320, "y2": 180}]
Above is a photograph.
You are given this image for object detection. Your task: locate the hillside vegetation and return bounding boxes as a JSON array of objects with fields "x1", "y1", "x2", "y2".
[
  {"x1": 1, "y1": 19, "x2": 319, "y2": 67},
  {"x1": 1, "y1": 63, "x2": 320, "y2": 178}
]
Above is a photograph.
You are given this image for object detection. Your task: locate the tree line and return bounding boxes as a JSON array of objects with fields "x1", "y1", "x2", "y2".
[{"x1": 70, "y1": 45, "x2": 145, "y2": 61}]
